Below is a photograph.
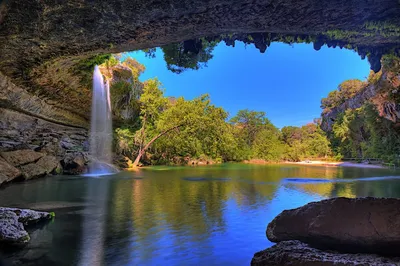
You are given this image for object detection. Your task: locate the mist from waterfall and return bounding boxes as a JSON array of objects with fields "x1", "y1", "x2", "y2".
[{"x1": 88, "y1": 66, "x2": 114, "y2": 175}]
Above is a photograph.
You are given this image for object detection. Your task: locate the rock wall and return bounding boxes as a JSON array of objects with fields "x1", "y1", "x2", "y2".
[
  {"x1": 321, "y1": 58, "x2": 400, "y2": 132},
  {"x1": 0, "y1": 67, "x2": 92, "y2": 184},
  {"x1": 0, "y1": 70, "x2": 89, "y2": 127},
  {"x1": 0, "y1": 108, "x2": 88, "y2": 153},
  {"x1": 0, "y1": 0, "x2": 399, "y2": 120},
  {"x1": 0, "y1": 107, "x2": 90, "y2": 185}
]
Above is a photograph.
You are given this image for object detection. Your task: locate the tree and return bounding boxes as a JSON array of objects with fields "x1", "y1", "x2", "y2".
[
  {"x1": 321, "y1": 79, "x2": 365, "y2": 113},
  {"x1": 132, "y1": 81, "x2": 233, "y2": 166},
  {"x1": 151, "y1": 97, "x2": 240, "y2": 164},
  {"x1": 330, "y1": 103, "x2": 400, "y2": 161},
  {"x1": 281, "y1": 126, "x2": 302, "y2": 145},
  {"x1": 230, "y1": 109, "x2": 273, "y2": 146},
  {"x1": 161, "y1": 39, "x2": 218, "y2": 74},
  {"x1": 321, "y1": 90, "x2": 342, "y2": 111},
  {"x1": 282, "y1": 123, "x2": 331, "y2": 161},
  {"x1": 252, "y1": 127, "x2": 284, "y2": 161},
  {"x1": 101, "y1": 56, "x2": 145, "y2": 124},
  {"x1": 133, "y1": 78, "x2": 169, "y2": 166},
  {"x1": 338, "y1": 79, "x2": 365, "y2": 99}
]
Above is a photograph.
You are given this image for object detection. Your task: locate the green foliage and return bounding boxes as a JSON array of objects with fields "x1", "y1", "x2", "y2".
[
  {"x1": 321, "y1": 90, "x2": 342, "y2": 112},
  {"x1": 74, "y1": 54, "x2": 112, "y2": 86},
  {"x1": 230, "y1": 109, "x2": 272, "y2": 146},
  {"x1": 105, "y1": 57, "x2": 146, "y2": 124},
  {"x1": 329, "y1": 104, "x2": 400, "y2": 162},
  {"x1": 142, "y1": 48, "x2": 157, "y2": 58},
  {"x1": 230, "y1": 110, "x2": 286, "y2": 162},
  {"x1": 76, "y1": 54, "x2": 112, "y2": 72},
  {"x1": 324, "y1": 22, "x2": 400, "y2": 40},
  {"x1": 252, "y1": 127, "x2": 284, "y2": 161},
  {"x1": 382, "y1": 54, "x2": 400, "y2": 72},
  {"x1": 116, "y1": 76, "x2": 324, "y2": 165},
  {"x1": 321, "y1": 79, "x2": 366, "y2": 112},
  {"x1": 115, "y1": 127, "x2": 137, "y2": 156},
  {"x1": 321, "y1": 54, "x2": 400, "y2": 164},
  {"x1": 338, "y1": 79, "x2": 365, "y2": 99},
  {"x1": 325, "y1": 30, "x2": 361, "y2": 39},
  {"x1": 367, "y1": 70, "x2": 382, "y2": 84},
  {"x1": 364, "y1": 21, "x2": 400, "y2": 37},
  {"x1": 281, "y1": 124, "x2": 331, "y2": 161},
  {"x1": 123, "y1": 57, "x2": 146, "y2": 80},
  {"x1": 161, "y1": 39, "x2": 218, "y2": 74},
  {"x1": 130, "y1": 82, "x2": 242, "y2": 165}
]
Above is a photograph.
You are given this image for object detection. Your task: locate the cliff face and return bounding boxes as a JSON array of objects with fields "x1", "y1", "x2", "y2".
[
  {"x1": 0, "y1": 71, "x2": 89, "y2": 128},
  {"x1": 0, "y1": 0, "x2": 399, "y2": 126},
  {"x1": 321, "y1": 58, "x2": 400, "y2": 132}
]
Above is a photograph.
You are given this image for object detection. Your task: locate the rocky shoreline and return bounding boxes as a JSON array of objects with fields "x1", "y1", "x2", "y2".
[
  {"x1": 0, "y1": 149, "x2": 90, "y2": 187},
  {"x1": 0, "y1": 106, "x2": 92, "y2": 186},
  {"x1": 0, "y1": 208, "x2": 54, "y2": 246},
  {"x1": 252, "y1": 197, "x2": 400, "y2": 265}
]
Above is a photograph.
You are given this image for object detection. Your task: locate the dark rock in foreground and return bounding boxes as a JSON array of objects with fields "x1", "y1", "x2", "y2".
[
  {"x1": 0, "y1": 207, "x2": 54, "y2": 245},
  {"x1": 267, "y1": 197, "x2": 400, "y2": 256},
  {"x1": 251, "y1": 240, "x2": 400, "y2": 266}
]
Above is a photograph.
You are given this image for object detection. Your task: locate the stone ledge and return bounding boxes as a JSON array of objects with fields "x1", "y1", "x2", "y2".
[
  {"x1": 0, "y1": 207, "x2": 54, "y2": 246},
  {"x1": 251, "y1": 240, "x2": 400, "y2": 266}
]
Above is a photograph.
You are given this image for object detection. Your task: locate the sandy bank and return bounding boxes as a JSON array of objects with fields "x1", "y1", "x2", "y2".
[
  {"x1": 243, "y1": 159, "x2": 386, "y2": 169},
  {"x1": 286, "y1": 160, "x2": 385, "y2": 169}
]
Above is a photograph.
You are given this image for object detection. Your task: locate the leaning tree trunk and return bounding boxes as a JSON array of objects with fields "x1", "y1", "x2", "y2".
[
  {"x1": 132, "y1": 124, "x2": 184, "y2": 167},
  {"x1": 133, "y1": 149, "x2": 145, "y2": 167}
]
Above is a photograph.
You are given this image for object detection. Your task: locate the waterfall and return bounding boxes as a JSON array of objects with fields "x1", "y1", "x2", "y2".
[{"x1": 88, "y1": 66, "x2": 115, "y2": 175}]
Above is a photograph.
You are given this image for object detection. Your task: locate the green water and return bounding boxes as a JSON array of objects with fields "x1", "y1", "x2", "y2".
[{"x1": 0, "y1": 163, "x2": 399, "y2": 265}]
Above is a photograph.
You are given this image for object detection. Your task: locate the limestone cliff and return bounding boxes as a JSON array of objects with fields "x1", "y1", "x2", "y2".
[
  {"x1": 321, "y1": 56, "x2": 400, "y2": 132},
  {"x1": 0, "y1": 0, "x2": 399, "y2": 125}
]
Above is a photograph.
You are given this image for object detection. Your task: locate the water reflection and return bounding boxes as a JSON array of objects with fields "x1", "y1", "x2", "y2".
[
  {"x1": 78, "y1": 178, "x2": 110, "y2": 266},
  {"x1": 0, "y1": 164, "x2": 399, "y2": 265}
]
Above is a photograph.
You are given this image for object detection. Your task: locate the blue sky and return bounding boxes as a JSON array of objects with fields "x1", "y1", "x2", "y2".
[{"x1": 123, "y1": 42, "x2": 370, "y2": 128}]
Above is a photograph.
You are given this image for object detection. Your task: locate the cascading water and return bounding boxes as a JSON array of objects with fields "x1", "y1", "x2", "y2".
[{"x1": 88, "y1": 65, "x2": 115, "y2": 175}]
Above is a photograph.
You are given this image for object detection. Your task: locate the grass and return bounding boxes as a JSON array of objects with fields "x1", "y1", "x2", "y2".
[
  {"x1": 325, "y1": 30, "x2": 362, "y2": 39},
  {"x1": 324, "y1": 21, "x2": 400, "y2": 40},
  {"x1": 364, "y1": 21, "x2": 400, "y2": 37}
]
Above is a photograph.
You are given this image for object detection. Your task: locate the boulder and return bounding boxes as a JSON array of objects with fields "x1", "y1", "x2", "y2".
[
  {"x1": 16, "y1": 156, "x2": 59, "y2": 180},
  {"x1": 37, "y1": 140, "x2": 66, "y2": 159},
  {"x1": 0, "y1": 211, "x2": 30, "y2": 245},
  {"x1": 36, "y1": 155, "x2": 60, "y2": 174},
  {"x1": 0, "y1": 157, "x2": 21, "y2": 185},
  {"x1": 0, "y1": 208, "x2": 54, "y2": 246},
  {"x1": 20, "y1": 164, "x2": 47, "y2": 180},
  {"x1": 0, "y1": 150, "x2": 44, "y2": 167},
  {"x1": 0, "y1": 207, "x2": 54, "y2": 226},
  {"x1": 267, "y1": 197, "x2": 400, "y2": 256},
  {"x1": 61, "y1": 152, "x2": 89, "y2": 174},
  {"x1": 251, "y1": 240, "x2": 400, "y2": 266}
]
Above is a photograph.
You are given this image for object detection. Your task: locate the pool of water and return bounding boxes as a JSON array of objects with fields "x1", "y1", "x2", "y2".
[{"x1": 1, "y1": 163, "x2": 400, "y2": 265}]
